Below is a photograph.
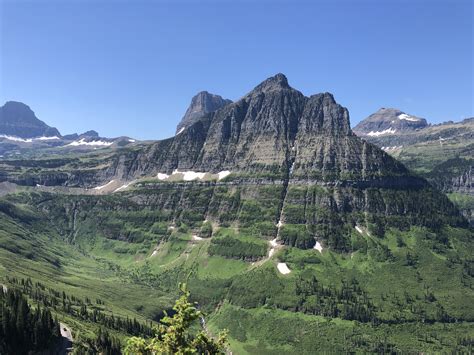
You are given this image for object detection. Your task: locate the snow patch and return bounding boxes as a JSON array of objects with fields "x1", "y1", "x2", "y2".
[
  {"x1": 277, "y1": 262, "x2": 291, "y2": 275},
  {"x1": 367, "y1": 128, "x2": 396, "y2": 136},
  {"x1": 36, "y1": 136, "x2": 60, "y2": 141},
  {"x1": 268, "y1": 238, "x2": 278, "y2": 258},
  {"x1": 114, "y1": 180, "x2": 136, "y2": 192},
  {"x1": 128, "y1": 139, "x2": 136, "y2": 143},
  {"x1": 217, "y1": 170, "x2": 231, "y2": 180},
  {"x1": 67, "y1": 138, "x2": 113, "y2": 147},
  {"x1": 313, "y1": 241, "x2": 323, "y2": 253},
  {"x1": 0, "y1": 135, "x2": 61, "y2": 142},
  {"x1": 94, "y1": 180, "x2": 115, "y2": 190},
  {"x1": 398, "y1": 113, "x2": 419, "y2": 122},
  {"x1": 173, "y1": 169, "x2": 206, "y2": 181},
  {"x1": 176, "y1": 127, "x2": 185, "y2": 135},
  {"x1": 157, "y1": 173, "x2": 169, "y2": 180}
]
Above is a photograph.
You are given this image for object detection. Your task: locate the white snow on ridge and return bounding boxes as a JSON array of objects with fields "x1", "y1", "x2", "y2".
[
  {"x1": 367, "y1": 128, "x2": 397, "y2": 136},
  {"x1": 67, "y1": 138, "x2": 113, "y2": 147},
  {"x1": 94, "y1": 180, "x2": 115, "y2": 190},
  {"x1": 0, "y1": 135, "x2": 60, "y2": 142},
  {"x1": 382, "y1": 146, "x2": 403, "y2": 151},
  {"x1": 176, "y1": 127, "x2": 185, "y2": 135},
  {"x1": 36, "y1": 136, "x2": 60, "y2": 140},
  {"x1": 314, "y1": 241, "x2": 323, "y2": 253},
  {"x1": 398, "y1": 113, "x2": 419, "y2": 122},
  {"x1": 277, "y1": 262, "x2": 291, "y2": 275}
]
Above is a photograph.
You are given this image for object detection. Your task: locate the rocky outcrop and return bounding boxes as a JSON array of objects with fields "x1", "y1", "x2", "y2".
[
  {"x1": 176, "y1": 91, "x2": 232, "y2": 134},
  {"x1": 0, "y1": 101, "x2": 61, "y2": 138}
]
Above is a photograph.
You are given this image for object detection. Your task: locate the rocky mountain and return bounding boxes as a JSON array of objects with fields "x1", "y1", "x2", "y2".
[
  {"x1": 0, "y1": 74, "x2": 466, "y2": 249},
  {"x1": 0, "y1": 101, "x2": 61, "y2": 138},
  {"x1": 0, "y1": 101, "x2": 137, "y2": 158},
  {"x1": 354, "y1": 110, "x2": 473, "y2": 225},
  {"x1": 176, "y1": 91, "x2": 232, "y2": 134},
  {"x1": 353, "y1": 108, "x2": 428, "y2": 138}
]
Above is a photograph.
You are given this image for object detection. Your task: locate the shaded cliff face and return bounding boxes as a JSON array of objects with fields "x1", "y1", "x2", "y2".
[
  {"x1": 176, "y1": 91, "x2": 232, "y2": 134},
  {"x1": 0, "y1": 101, "x2": 61, "y2": 138}
]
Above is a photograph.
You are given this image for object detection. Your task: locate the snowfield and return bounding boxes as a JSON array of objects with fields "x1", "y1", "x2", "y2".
[
  {"x1": 0, "y1": 135, "x2": 60, "y2": 142},
  {"x1": 67, "y1": 138, "x2": 113, "y2": 147},
  {"x1": 156, "y1": 170, "x2": 232, "y2": 182},
  {"x1": 367, "y1": 128, "x2": 396, "y2": 136},
  {"x1": 277, "y1": 262, "x2": 291, "y2": 275}
]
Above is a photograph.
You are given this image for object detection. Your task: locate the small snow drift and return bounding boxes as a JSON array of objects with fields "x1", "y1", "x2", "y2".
[
  {"x1": 367, "y1": 127, "x2": 396, "y2": 136},
  {"x1": 176, "y1": 127, "x2": 185, "y2": 135},
  {"x1": 174, "y1": 170, "x2": 206, "y2": 181},
  {"x1": 268, "y1": 238, "x2": 278, "y2": 258},
  {"x1": 277, "y1": 262, "x2": 291, "y2": 275},
  {"x1": 217, "y1": 170, "x2": 231, "y2": 180},
  {"x1": 155, "y1": 170, "x2": 232, "y2": 182},
  {"x1": 157, "y1": 173, "x2": 169, "y2": 180},
  {"x1": 94, "y1": 180, "x2": 115, "y2": 190},
  {"x1": 67, "y1": 138, "x2": 113, "y2": 147},
  {"x1": 313, "y1": 241, "x2": 323, "y2": 253},
  {"x1": 114, "y1": 180, "x2": 136, "y2": 192},
  {"x1": 398, "y1": 113, "x2": 419, "y2": 122}
]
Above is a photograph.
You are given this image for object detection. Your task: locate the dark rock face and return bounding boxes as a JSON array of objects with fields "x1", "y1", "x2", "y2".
[
  {"x1": 176, "y1": 91, "x2": 232, "y2": 134},
  {"x1": 0, "y1": 101, "x2": 61, "y2": 138},
  {"x1": 353, "y1": 108, "x2": 428, "y2": 137}
]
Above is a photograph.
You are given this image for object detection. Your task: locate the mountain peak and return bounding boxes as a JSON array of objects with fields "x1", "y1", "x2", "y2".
[
  {"x1": 252, "y1": 73, "x2": 290, "y2": 94},
  {"x1": 353, "y1": 107, "x2": 428, "y2": 136},
  {"x1": 176, "y1": 91, "x2": 232, "y2": 134},
  {"x1": 0, "y1": 101, "x2": 61, "y2": 138}
]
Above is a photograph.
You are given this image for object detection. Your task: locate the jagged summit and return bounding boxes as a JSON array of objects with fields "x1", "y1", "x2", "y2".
[
  {"x1": 0, "y1": 101, "x2": 61, "y2": 138},
  {"x1": 251, "y1": 73, "x2": 291, "y2": 94},
  {"x1": 176, "y1": 91, "x2": 232, "y2": 134}
]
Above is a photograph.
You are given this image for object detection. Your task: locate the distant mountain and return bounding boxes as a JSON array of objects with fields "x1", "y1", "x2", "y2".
[
  {"x1": 0, "y1": 101, "x2": 61, "y2": 138},
  {"x1": 62, "y1": 130, "x2": 99, "y2": 141},
  {"x1": 176, "y1": 91, "x2": 232, "y2": 134},
  {"x1": 354, "y1": 109, "x2": 473, "y2": 225},
  {"x1": 353, "y1": 108, "x2": 428, "y2": 137}
]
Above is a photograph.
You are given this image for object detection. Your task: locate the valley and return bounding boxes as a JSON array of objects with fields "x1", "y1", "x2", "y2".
[{"x1": 0, "y1": 74, "x2": 473, "y2": 353}]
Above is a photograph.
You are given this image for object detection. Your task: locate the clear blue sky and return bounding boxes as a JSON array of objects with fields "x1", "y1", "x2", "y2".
[{"x1": 0, "y1": 0, "x2": 472, "y2": 140}]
